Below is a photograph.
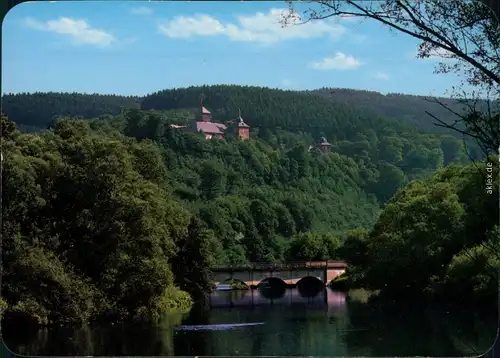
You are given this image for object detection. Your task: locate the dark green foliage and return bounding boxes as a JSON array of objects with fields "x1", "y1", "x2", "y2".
[
  {"x1": 2, "y1": 116, "x2": 193, "y2": 325},
  {"x1": 309, "y1": 88, "x2": 490, "y2": 136},
  {"x1": 171, "y1": 217, "x2": 218, "y2": 300},
  {"x1": 2, "y1": 92, "x2": 140, "y2": 130},
  {"x1": 286, "y1": 232, "x2": 341, "y2": 261},
  {"x1": 141, "y1": 85, "x2": 413, "y2": 141},
  {"x1": 2, "y1": 85, "x2": 496, "y2": 324},
  {"x1": 134, "y1": 85, "x2": 471, "y2": 205},
  {"x1": 354, "y1": 160, "x2": 499, "y2": 303},
  {"x1": 2, "y1": 86, "x2": 486, "y2": 141},
  {"x1": 1, "y1": 113, "x2": 16, "y2": 139},
  {"x1": 2, "y1": 86, "x2": 477, "y2": 270}
]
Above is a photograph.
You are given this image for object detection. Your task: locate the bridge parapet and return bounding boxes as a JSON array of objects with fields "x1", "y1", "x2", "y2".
[{"x1": 212, "y1": 260, "x2": 347, "y2": 272}]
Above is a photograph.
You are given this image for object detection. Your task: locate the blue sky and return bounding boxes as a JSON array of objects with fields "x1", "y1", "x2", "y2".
[{"x1": 2, "y1": 1, "x2": 465, "y2": 96}]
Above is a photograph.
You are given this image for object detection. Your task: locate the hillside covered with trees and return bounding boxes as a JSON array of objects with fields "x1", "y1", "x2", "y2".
[
  {"x1": 308, "y1": 88, "x2": 483, "y2": 134},
  {"x1": 2, "y1": 85, "x2": 483, "y2": 139},
  {"x1": 1, "y1": 85, "x2": 497, "y2": 327},
  {"x1": 1, "y1": 92, "x2": 140, "y2": 132}
]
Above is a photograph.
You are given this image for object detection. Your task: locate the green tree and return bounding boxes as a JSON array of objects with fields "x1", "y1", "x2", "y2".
[
  {"x1": 364, "y1": 180, "x2": 466, "y2": 296},
  {"x1": 1, "y1": 122, "x2": 194, "y2": 324},
  {"x1": 378, "y1": 136, "x2": 404, "y2": 164},
  {"x1": 373, "y1": 161, "x2": 407, "y2": 202},
  {"x1": 337, "y1": 229, "x2": 370, "y2": 285},
  {"x1": 171, "y1": 216, "x2": 217, "y2": 300},
  {"x1": 199, "y1": 160, "x2": 227, "y2": 199},
  {"x1": 1, "y1": 114, "x2": 16, "y2": 140},
  {"x1": 440, "y1": 135, "x2": 467, "y2": 165},
  {"x1": 287, "y1": 232, "x2": 340, "y2": 261}
]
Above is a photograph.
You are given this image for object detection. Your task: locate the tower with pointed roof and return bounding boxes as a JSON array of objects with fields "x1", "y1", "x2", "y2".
[
  {"x1": 186, "y1": 93, "x2": 227, "y2": 140},
  {"x1": 317, "y1": 137, "x2": 332, "y2": 153},
  {"x1": 199, "y1": 93, "x2": 212, "y2": 122},
  {"x1": 234, "y1": 108, "x2": 250, "y2": 140}
]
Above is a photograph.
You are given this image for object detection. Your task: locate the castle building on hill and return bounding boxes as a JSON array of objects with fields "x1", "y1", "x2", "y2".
[
  {"x1": 317, "y1": 137, "x2": 332, "y2": 152},
  {"x1": 187, "y1": 105, "x2": 227, "y2": 140},
  {"x1": 308, "y1": 137, "x2": 332, "y2": 153},
  {"x1": 225, "y1": 109, "x2": 250, "y2": 141},
  {"x1": 171, "y1": 95, "x2": 250, "y2": 141}
]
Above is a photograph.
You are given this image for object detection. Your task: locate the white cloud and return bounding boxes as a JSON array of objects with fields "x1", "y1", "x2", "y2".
[
  {"x1": 159, "y1": 15, "x2": 225, "y2": 38},
  {"x1": 23, "y1": 17, "x2": 115, "y2": 47},
  {"x1": 374, "y1": 71, "x2": 389, "y2": 80},
  {"x1": 308, "y1": 52, "x2": 362, "y2": 70},
  {"x1": 158, "y1": 8, "x2": 345, "y2": 44},
  {"x1": 130, "y1": 6, "x2": 153, "y2": 16}
]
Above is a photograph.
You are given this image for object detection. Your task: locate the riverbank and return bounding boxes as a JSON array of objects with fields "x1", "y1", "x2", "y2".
[
  {"x1": 328, "y1": 272, "x2": 498, "y2": 312},
  {"x1": 1, "y1": 287, "x2": 193, "y2": 328}
]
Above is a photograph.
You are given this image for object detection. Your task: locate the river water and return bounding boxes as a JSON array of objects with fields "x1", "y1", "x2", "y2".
[{"x1": 3, "y1": 288, "x2": 497, "y2": 356}]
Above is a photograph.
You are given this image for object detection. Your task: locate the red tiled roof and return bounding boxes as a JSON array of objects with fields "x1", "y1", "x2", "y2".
[
  {"x1": 196, "y1": 121, "x2": 223, "y2": 134},
  {"x1": 213, "y1": 123, "x2": 227, "y2": 130},
  {"x1": 202, "y1": 106, "x2": 211, "y2": 114}
]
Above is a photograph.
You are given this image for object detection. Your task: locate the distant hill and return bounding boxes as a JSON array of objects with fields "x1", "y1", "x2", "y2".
[
  {"x1": 2, "y1": 85, "x2": 484, "y2": 161},
  {"x1": 75, "y1": 85, "x2": 475, "y2": 241},
  {"x1": 1, "y1": 92, "x2": 141, "y2": 130},
  {"x1": 140, "y1": 85, "x2": 418, "y2": 141},
  {"x1": 2, "y1": 86, "x2": 488, "y2": 138},
  {"x1": 110, "y1": 85, "x2": 476, "y2": 185},
  {"x1": 307, "y1": 88, "x2": 477, "y2": 135}
]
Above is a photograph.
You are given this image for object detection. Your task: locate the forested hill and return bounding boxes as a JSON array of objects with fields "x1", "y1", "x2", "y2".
[
  {"x1": 308, "y1": 88, "x2": 471, "y2": 135},
  {"x1": 140, "y1": 85, "x2": 418, "y2": 138},
  {"x1": 1, "y1": 92, "x2": 140, "y2": 131},
  {"x1": 82, "y1": 100, "x2": 469, "y2": 263},
  {"x1": 139, "y1": 85, "x2": 480, "y2": 139},
  {"x1": 2, "y1": 86, "x2": 479, "y2": 204},
  {"x1": 138, "y1": 84, "x2": 480, "y2": 157},
  {"x1": 2, "y1": 85, "x2": 482, "y2": 204},
  {"x1": 2, "y1": 85, "x2": 474, "y2": 136}
]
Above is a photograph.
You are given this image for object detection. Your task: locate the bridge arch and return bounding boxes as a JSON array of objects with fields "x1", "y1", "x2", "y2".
[
  {"x1": 296, "y1": 275, "x2": 324, "y2": 285},
  {"x1": 258, "y1": 276, "x2": 287, "y2": 287},
  {"x1": 220, "y1": 278, "x2": 250, "y2": 289},
  {"x1": 296, "y1": 276, "x2": 324, "y2": 298},
  {"x1": 258, "y1": 277, "x2": 287, "y2": 299}
]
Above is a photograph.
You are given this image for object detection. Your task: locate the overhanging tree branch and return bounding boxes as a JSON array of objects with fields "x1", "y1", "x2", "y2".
[{"x1": 283, "y1": 0, "x2": 499, "y2": 158}]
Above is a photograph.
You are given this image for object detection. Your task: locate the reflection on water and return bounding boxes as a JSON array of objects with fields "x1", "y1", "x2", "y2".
[
  {"x1": 176, "y1": 322, "x2": 265, "y2": 331},
  {"x1": 3, "y1": 288, "x2": 497, "y2": 356},
  {"x1": 209, "y1": 283, "x2": 337, "y2": 308}
]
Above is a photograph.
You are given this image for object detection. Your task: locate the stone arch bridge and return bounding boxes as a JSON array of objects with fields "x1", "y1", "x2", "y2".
[{"x1": 213, "y1": 260, "x2": 347, "y2": 287}]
